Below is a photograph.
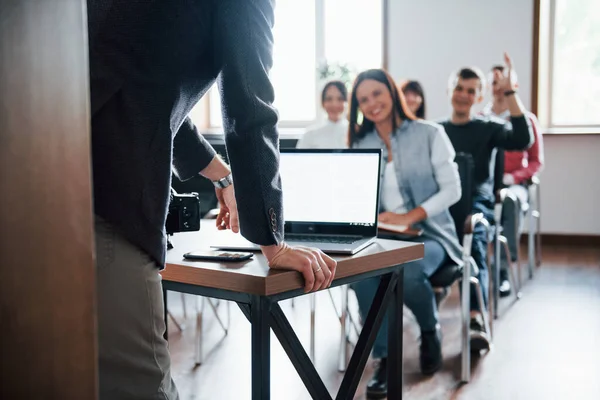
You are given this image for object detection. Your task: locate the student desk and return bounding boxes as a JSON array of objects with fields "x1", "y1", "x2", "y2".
[{"x1": 161, "y1": 221, "x2": 424, "y2": 399}]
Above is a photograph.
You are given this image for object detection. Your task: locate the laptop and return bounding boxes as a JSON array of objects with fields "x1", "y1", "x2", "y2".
[{"x1": 212, "y1": 148, "x2": 382, "y2": 255}]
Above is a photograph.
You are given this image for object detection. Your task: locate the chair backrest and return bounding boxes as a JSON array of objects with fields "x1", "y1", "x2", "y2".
[
  {"x1": 493, "y1": 147, "x2": 505, "y2": 193},
  {"x1": 449, "y1": 152, "x2": 475, "y2": 241}
]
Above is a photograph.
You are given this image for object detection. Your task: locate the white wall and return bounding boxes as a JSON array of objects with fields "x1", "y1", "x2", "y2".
[
  {"x1": 387, "y1": 0, "x2": 600, "y2": 235},
  {"x1": 388, "y1": 0, "x2": 533, "y2": 119}
]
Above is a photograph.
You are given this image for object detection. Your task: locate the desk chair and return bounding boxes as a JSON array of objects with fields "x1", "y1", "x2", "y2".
[
  {"x1": 525, "y1": 176, "x2": 542, "y2": 278},
  {"x1": 491, "y1": 149, "x2": 522, "y2": 320},
  {"x1": 193, "y1": 296, "x2": 230, "y2": 365},
  {"x1": 427, "y1": 152, "x2": 492, "y2": 382},
  {"x1": 492, "y1": 189, "x2": 523, "y2": 319},
  {"x1": 332, "y1": 153, "x2": 491, "y2": 383}
]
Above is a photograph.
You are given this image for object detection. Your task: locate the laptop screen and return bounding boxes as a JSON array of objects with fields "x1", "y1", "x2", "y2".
[{"x1": 279, "y1": 149, "x2": 382, "y2": 236}]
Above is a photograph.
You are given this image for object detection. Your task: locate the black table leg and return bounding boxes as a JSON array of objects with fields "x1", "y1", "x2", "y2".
[
  {"x1": 251, "y1": 295, "x2": 271, "y2": 400},
  {"x1": 336, "y1": 271, "x2": 399, "y2": 400},
  {"x1": 270, "y1": 302, "x2": 333, "y2": 400},
  {"x1": 387, "y1": 267, "x2": 404, "y2": 399},
  {"x1": 163, "y1": 286, "x2": 168, "y2": 341}
]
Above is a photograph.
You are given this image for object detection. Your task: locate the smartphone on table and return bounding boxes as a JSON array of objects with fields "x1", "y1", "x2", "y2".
[{"x1": 183, "y1": 250, "x2": 254, "y2": 262}]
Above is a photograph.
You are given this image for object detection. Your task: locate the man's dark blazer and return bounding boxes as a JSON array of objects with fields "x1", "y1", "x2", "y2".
[{"x1": 88, "y1": 0, "x2": 283, "y2": 265}]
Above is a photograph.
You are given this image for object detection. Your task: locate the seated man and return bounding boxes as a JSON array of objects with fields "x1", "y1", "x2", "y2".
[
  {"x1": 439, "y1": 53, "x2": 533, "y2": 350},
  {"x1": 481, "y1": 64, "x2": 545, "y2": 296}
]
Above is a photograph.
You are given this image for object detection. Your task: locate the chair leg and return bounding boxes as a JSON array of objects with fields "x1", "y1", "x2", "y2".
[
  {"x1": 515, "y1": 229, "x2": 524, "y2": 293},
  {"x1": 493, "y1": 227, "x2": 502, "y2": 320},
  {"x1": 227, "y1": 299, "x2": 231, "y2": 331},
  {"x1": 180, "y1": 293, "x2": 187, "y2": 319},
  {"x1": 328, "y1": 286, "x2": 360, "y2": 340},
  {"x1": 527, "y1": 207, "x2": 536, "y2": 280},
  {"x1": 499, "y1": 236, "x2": 522, "y2": 299},
  {"x1": 195, "y1": 297, "x2": 205, "y2": 365},
  {"x1": 310, "y1": 292, "x2": 316, "y2": 363},
  {"x1": 207, "y1": 298, "x2": 229, "y2": 334},
  {"x1": 535, "y1": 210, "x2": 542, "y2": 268},
  {"x1": 470, "y1": 277, "x2": 492, "y2": 345},
  {"x1": 486, "y1": 243, "x2": 495, "y2": 338},
  {"x1": 167, "y1": 311, "x2": 184, "y2": 332},
  {"x1": 194, "y1": 297, "x2": 229, "y2": 366},
  {"x1": 327, "y1": 288, "x2": 341, "y2": 318},
  {"x1": 167, "y1": 292, "x2": 185, "y2": 332},
  {"x1": 338, "y1": 285, "x2": 349, "y2": 372},
  {"x1": 460, "y1": 233, "x2": 474, "y2": 383},
  {"x1": 535, "y1": 183, "x2": 542, "y2": 268}
]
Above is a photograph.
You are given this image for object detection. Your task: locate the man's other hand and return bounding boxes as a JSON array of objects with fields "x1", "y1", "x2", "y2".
[
  {"x1": 261, "y1": 243, "x2": 337, "y2": 293},
  {"x1": 215, "y1": 185, "x2": 239, "y2": 233}
]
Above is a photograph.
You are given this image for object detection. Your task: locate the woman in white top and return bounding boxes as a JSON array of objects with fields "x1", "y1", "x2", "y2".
[{"x1": 296, "y1": 80, "x2": 349, "y2": 148}]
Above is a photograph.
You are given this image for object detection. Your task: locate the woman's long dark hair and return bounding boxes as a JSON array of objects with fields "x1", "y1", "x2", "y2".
[
  {"x1": 401, "y1": 80, "x2": 426, "y2": 119},
  {"x1": 348, "y1": 69, "x2": 415, "y2": 147}
]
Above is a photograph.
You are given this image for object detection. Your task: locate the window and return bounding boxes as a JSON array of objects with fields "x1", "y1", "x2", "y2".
[
  {"x1": 541, "y1": 0, "x2": 600, "y2": 128},
  {"x1": 191, "y1": 0, "x2": 383, "y2": 130}
]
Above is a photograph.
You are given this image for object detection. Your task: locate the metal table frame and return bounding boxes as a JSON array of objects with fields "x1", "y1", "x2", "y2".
[{"x1": 163, "y1": 264, "x2": 406, "y2": 400}]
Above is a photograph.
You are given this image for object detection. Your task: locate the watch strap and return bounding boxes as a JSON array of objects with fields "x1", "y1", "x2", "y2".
[{"x1": 212, "y1": 173, "x2": 233, "y2": 189}]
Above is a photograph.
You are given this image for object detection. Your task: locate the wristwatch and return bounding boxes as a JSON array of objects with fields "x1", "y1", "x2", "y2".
[
  {"x1": 212, "y1": 173, "x2": 233, "y2": 189},
  {"x1": 504, "y1": 89, "x2": 517, "y2": 97}
]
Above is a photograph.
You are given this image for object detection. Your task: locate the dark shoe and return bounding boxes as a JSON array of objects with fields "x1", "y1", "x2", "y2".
[
  {"x1": 499, "y1": 268, "x2": 511, "y2": 297},
  {"x1": 469, "y1": 314, "x2": 491, "y2": 353},
  {"x1": 420, "y1": 326, "x2": 443, "y2": 375},
  {"x1": 366, "y1": 358, "x2": 387, "y2": 399}
]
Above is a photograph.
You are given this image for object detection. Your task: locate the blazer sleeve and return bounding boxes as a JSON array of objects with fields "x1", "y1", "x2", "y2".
[
  {"x1": 172, "y1": 117, "x2": 217, "y2": 181},
  {"x1": 213, "y1": 0, "x2": 283, "y2": 246}
]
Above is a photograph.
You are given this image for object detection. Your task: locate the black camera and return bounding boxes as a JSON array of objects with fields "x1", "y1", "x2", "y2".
[{"x1": 166, "y1": 189, "x2": 201, "y2": 235}]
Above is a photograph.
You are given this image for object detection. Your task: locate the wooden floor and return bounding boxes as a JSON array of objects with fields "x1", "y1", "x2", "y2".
[{"x1": 166, "y1": 244, "x2": 600, "y2": 399}]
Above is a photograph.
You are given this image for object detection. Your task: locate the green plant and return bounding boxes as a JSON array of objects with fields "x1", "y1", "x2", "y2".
[{"x1": 317, "y1": 61, "x2": 356, "y2": 88}]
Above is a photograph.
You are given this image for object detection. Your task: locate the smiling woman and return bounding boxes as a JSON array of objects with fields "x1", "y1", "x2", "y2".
[{"x1": 347, "y1": 68, "x2": 466, "y2": 397}]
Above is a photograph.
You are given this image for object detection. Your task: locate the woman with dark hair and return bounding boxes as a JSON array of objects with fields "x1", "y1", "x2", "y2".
[
  {"x1": 296, "y1": 80, "x2": 348, "y2": 148},
  {"x1": 401, "y1": 79, "x2": 426, "y2": 119},
  {"x1": 349, "y1": 69, "x2": 466, "y2": 397}
]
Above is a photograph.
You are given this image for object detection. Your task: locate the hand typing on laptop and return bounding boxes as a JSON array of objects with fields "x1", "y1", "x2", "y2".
[{"x1": 261, "y1": 242, "x2": 337, "y2": 293}]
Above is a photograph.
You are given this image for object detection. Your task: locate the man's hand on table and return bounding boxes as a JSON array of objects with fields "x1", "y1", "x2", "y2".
[
  {"x1": 199, "y1": 155, "x2": 240, "y2": 233},
  {"x1": 261, "y1": 243, "x2": 337, "y2": 293},
  {"x1": 215, "y1": 185, "x2": 239, "y2": 233}
]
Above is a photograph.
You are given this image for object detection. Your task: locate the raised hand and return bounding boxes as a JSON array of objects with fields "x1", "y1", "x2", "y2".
[{"x1": 498, "y1": 52, "x2": 517, "y2": 92}]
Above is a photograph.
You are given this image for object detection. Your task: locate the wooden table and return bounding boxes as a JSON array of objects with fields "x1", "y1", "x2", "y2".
[{"x1": 161, "y1": 221, "x2": 424, "y2": 399}]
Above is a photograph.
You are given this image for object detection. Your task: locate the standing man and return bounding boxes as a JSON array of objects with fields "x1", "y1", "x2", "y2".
[
  {"x1": 439, "y1": 53, "x2": 533, "y2": 351},
  {"x1": 88, "y1": 1, "x2": 337, "y2": 399},
  {"x1": 481, "y1": 65, "x2": 544, "y2": 296}
]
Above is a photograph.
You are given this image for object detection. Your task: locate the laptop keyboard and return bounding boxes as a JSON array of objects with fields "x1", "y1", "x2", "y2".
[{"x1": 285, "y1": 234, "x2": 360, "y2": 244}]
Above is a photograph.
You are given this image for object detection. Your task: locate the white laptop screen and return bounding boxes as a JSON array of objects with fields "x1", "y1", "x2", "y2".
[{"x1": 279, "y1": 150, "x2": 381, "y2": 231}]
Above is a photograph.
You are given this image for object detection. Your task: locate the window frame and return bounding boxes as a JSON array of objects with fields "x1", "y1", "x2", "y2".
[
  {"x1": 194, "y1": 0, "x2": 387, "y2": 131},
  {"x1": 535, "y1": 0, "x2": 600, "y2": 133}
]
